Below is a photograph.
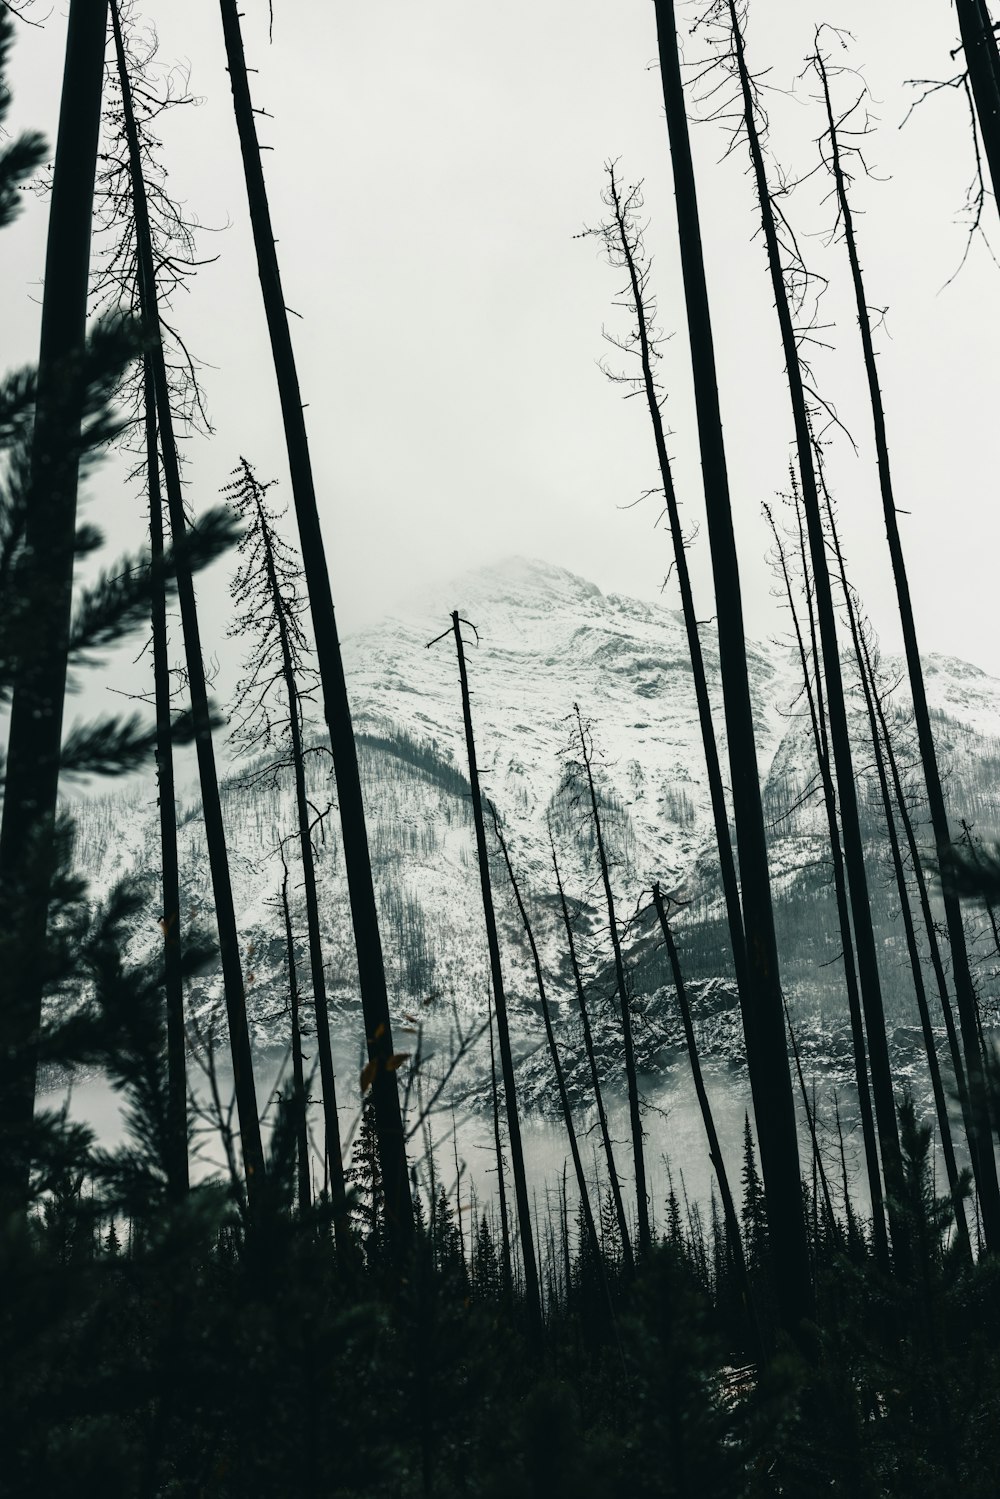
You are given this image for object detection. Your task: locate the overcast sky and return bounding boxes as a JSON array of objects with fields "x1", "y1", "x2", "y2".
[{"x1": 2, "y1": 0, "x2": 998, "y2": 730}]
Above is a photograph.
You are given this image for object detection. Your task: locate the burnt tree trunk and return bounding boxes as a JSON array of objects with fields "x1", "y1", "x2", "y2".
[
  {"x1": 726, "y1": 0, "x2": 906, "y2": 1259},
  {"x1": 767, "y1": 500, "x2": 888, "y2": 1268},
  {"x1": 0, "y1": 0, "x2": 110, "y2": 1214},
  {"x1": 449, "y1": 613, "x2": 542, "y2": 1339},
  {"x1": 250, "y1": 478, "x2": 350, "y2": 1247},
  {"x1": 815, "y1": 42, "x2": 1000, "y2": 1247},
  {"x1": 143, "y1": 355, "x2": 188, "y2": 1197},
  {"x1": 112, "y1": 0, "x2": 265, "y2": 1203},
  {"x1": 217, "y1": 0, "x2": 412, "y2": 1257},
  {"x1": 652, "y1": 0, "x2": 810, "y2": 1329}
]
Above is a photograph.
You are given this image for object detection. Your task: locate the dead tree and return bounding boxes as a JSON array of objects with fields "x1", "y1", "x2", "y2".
[
  {"x1": 110, "y1": 0, "x2": 265, "y2": 1204},
  {"x1": 431, "y1": 612, "x2": 541, "y2": 1339},
  {"x1": 719, "y1": 0, "x2": 906, "y2": 1259},
  {"x1": 813, "y1": 37, "x2": 1000, "y2": 1248},
  {"x1": 225, "y1": 457, "x2": 349, "y2": 1246},
  {"x1": 584, "y1": 158, "x2": 755, "y2": 1085},
  {"x1": 651, "y1": 0, "x2": 811, "y2": 1330},
  {"x1": 279, "y1": 855, "x2": 311, "y2": 1213},
  {"x1": 216, "y1": 0, "x2": 413, "y2": 1258},
  {"x1": 765, "y1": 498, "x2": 888, "y2": 1267}
]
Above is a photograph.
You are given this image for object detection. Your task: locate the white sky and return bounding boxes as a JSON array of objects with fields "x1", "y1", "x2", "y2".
[{"x1": 2, "y1": 0, "x2": 999, "y2": 729}]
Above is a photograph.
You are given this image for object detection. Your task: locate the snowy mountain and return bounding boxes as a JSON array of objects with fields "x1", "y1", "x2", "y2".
[{"x1": 66, "y1": 556, "x2": 1000, "y2": 1105}]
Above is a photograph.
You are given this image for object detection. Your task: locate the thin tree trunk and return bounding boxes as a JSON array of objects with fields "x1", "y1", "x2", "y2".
[
  {"x1": 603, "y1": 165, "x2": 750, "y2": 1043},
  {"x1": 726, "y1": 0, "x2": 907, "y2": 1259},
  {"x1": 111, "y1": 0, "x2": 265, "y2": 1203},
  {"x1": 252, "y1": 486, "x2": 349, "y2": 1248},
  {"x1": 550, "y1": 832, "x2": 634, "y2": 1275},
  {"x1": 651, "y1": 885, "x2": 762, "y2": 1363},
  {"x1": 448, "y1": 613, "x2": 542, "y2": 1339},
  {"x1": 488, "y1": 1003, "x2": 514, "y2": 1308},
  {"x1": 217, "y1": 0, "x2": 412, "y2": 1258},
  {"x1": 766, "y1": 500, "x2": 889, "y2": 1268},
  {"x1": 143, "y1": 356, "x2": 188, "y2": 1198},
  {"x1": 824, "y1": 502, "x2": 972, "y2": 1259},
  {"x1": 280, "y1": 861, "x2": 311, "y2": 1213},
  {"x1": 572, "y1": 705, "x2": 650, "y2": 1254},
  {"x1": 652, "y1": 0, "x2": 811, "y2": 1329},
  {"x1": 783, "y1": 1002, "x2": 836, "y2": 1239},
  {"x1": 814, "y1": 43, "x2": 1000, "y2": 1247},
  {"x1": 0, "y1": 0, "x2": 110, "y2": 1215},
  {"x1": 490, "y1": 805, "x2": 614, "y2": 1329}
]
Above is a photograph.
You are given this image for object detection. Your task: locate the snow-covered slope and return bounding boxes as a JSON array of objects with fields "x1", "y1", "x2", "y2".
[{"x1": 65, "y1": 557, "x2": 1000, "y2": 1101}]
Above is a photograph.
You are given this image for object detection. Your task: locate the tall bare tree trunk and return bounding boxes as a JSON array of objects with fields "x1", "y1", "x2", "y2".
[
  {"x1": 726, "y1": 0, "x2": 907, "y2": 1262},
  {"x1": 0, "y1": 0, "x2": 110, "y2": 1216},
  {"x1": 217, "y1": 0, "x2": 412, "y2": 1257},
  {"x1": 250, "y1": 480, "x2": 350, "y2": 1248},
  {"x1": 143, "y1": 356, "x2": 188, "y2": 1197},
  {"x1": 766, "y1": 501, "x2": 888, "y2": 1268},
  {"x1": 814, "y1": 42, "x2": 1000, "y2": 1248},
  {"x1": 651, "y1": 0, "x2": 810, "y2": 1329},
  {"x1": 111, "y1": 0, "x2": 265, "y2": 1203},
  {"x1": 955, "y1": 0, "x2": 1000, "y2": 212},
  {"x1": 447, "y1": 613, "x2": 541, "y2": 1339}
]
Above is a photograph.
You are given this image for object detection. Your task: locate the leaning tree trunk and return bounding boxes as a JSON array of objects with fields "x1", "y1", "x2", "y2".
[
  {"x1": 652, "y1": 0, "x2": 811, "y2": 1330},
  {"x1": 604, "y1": 165, "x2": 751, "y2": 1057},
  {"x1": 253, "y1": 490, "x2": 350, "y2": 1248},
  {"x1": 726, "y1": 0, "x2": 907, "y2": 1264},
  {"x1": 572, "y1": 705, "x2": 650, "y2": 1255},
  {"x1": 487, "y1": 1003, "x2": 514, "y2": 1309},
  {"x1": 815, "y1": 43, "x2": 1000, "y2": 1248},
  {"x1": 766, "y1": 501, "x2": 889, "y2": 1268},
  {"x1": 216, "y1": 0, "x2": 412, "y2": 1258},
  {"x1": 0, "y1": 0, "x2": 110, "y2": 1216},
  {"x1": 448, "y1": 613, "x2": 542, "y2": 1340},
  {"x1": 550, "y1": 833, "x2": 633, "y2": 1275},
  {"x1": 112, "y1": 0, "x2": 265, "y2": 1202},
  {"x1": 143, "y1": 354, "x2": 188, "y2": 1197}
]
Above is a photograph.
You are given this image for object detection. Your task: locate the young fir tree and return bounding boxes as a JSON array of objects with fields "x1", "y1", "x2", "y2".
[
  {"x1": 214, "y1": 0, "x2": 413, "y2": 1261},
  {"x1": 224, "y1": 457, "x2": 350, "y2": 1244}
]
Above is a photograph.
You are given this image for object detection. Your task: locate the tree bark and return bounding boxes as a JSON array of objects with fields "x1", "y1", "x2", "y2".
[
  {"x1": 814, "y1": 41, "x2": 1000, "y2": 1248},
  {"x1": 111, "y1": 0, "x2": 265, "y2": 1203},
  {"x1": 217, "y1": 0, "x2": 412, "y2": 1257},
  {"x1": 0, "y1": 0, "x2": 110, "y2": 1215},
  {"x1": 449, "y1": 613, "x2": 542, "y2": 1340},
  {"x1": 652, "y1": 0, "x2": 811, "y2": 1329},
  {"x1": 726, "y1": 0, "x2": 906, "y2": 1260},
  {"x1": 143, "y1": 356, "x2": 188, "y2": 1198},
  {"x1": 280, "y1": 862, "x2": 312, "y2": 1213}
]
